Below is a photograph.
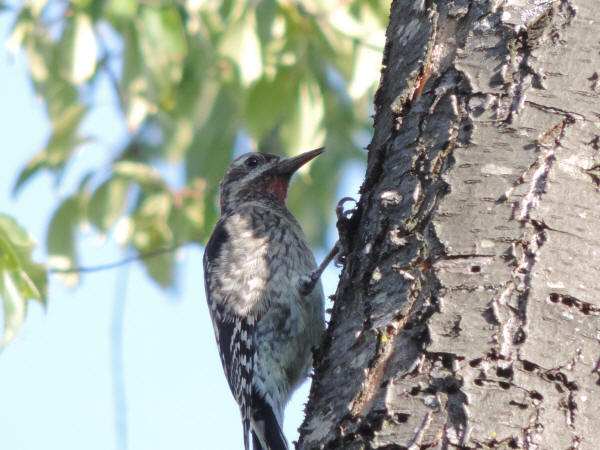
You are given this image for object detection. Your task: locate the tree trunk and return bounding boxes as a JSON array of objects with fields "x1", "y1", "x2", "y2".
[{"x1": 299, "y1": 1, "x2": 600, "y2": 448}]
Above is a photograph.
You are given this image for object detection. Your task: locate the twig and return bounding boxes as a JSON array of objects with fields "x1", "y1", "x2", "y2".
[{"x1": 49, "y1": 242, "x2": 190, "y2": 274}]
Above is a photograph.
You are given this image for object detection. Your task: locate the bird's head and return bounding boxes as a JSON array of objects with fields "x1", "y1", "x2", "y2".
[{"x1": 219, "y1": 148, "x2": 324, "y2": 213}]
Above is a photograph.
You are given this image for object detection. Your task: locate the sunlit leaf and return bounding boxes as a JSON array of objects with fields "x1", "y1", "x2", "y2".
[
  {"x1": 132, "y1": 192, "x2": 175, "y2": 287},
  {"x1": 138, "y1": 192, "x2": 172, "y2": 223},
  {"x1": 169, "y1": 179, "x2": 207, "y2": 244},
  {"x1": 51, "y1": 102, "x2": 87, "y2": 139},
  {"x1": 185, "y1": 87, "x2": 237, "y2": 234},
  {"x1": 88, "y1": 177, "x2": 131, "y2": 232},
  {"x1": 220, "y1": 10, "x2": 263, "y2": 86},
  {"x1": 106, "y1": 0, "x2": 138, "y2": 20},
  {"x1": 349, "y1": 42, "x2": 383, "y2": 99},
  {"x1": 60, "y1": 13, "x2": 97, "y2": 84},
  {"x1": 47, "y1": 196, "x2": 83, "y2": 286},
  {"x1": 126, "y1": 95, "x2": 152, "y2": 133},
  {"x1": 163, "y1": 119, "x2": 194, "y2": 161},
  {"x1": 257, "y1": 124, "x2": 284, "y2": 155},
  {"x1": 0, "y1": 270, "x2": 26, "y2": 346},
  {"x1": 30, "y1": 0, "x2": 49, "y2": 15},
  {"x1": 12, "y1": 151, "x2": 47, "y2": 195},
  {"x1": 246, "y1": 68, "x2": 299, "y2": 139},
  {"x1": 6, "y1": 8, "x2": 32, "y2": 55},
  {"x1": 0, "y1": 214, "x2": 48, "y2": 346},
  {"x1": 329, "y1": 8, "x2": 364, "y2": 38},
  {"x1": 13, "y1": 101, "x2": 89, "y2": 195},
  {"x1": 182, "y1": 76, "x2": 221, "y2": 131},
  {"x1": 138, "y1": 3, "x2": 187, "y2": 107},
  {"x1": 281, "y1": 79, "x2": 326, "y2": 157},
  {"x1": 113, "y1": 161, "x2": 167, "y2": 190},
  {"x1": 255, "y1": 0, "x2": 276, "y2": 46},
  {"x1": 169, "y1": 36, "x2": 218, "y2": 122},
  {"x1": 121, "y1": 22, "x2": 142, "y2": 87},
  {"x1": 119, "y1": 23, "x2": 148, "y2": 132},
  {"x1": 140, "y1": 5, "x2": 186, "y2": 57},
  {"x1": 71, "y1": 13, "x2": 97, "y2": 84},
  {"x1": 348, "y1": 6, "x2": 385, "y2": 99},
  {"x1": 135, "y1": 241, "x2": 175, "y2": 288},
  {"x1": 26, "y1": 43, "x2": 49, "y2": 82}
]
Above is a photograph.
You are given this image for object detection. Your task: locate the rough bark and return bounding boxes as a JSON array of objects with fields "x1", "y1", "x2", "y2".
[{"x1": 299, "y1": 1, "x2": 600, "y2": 449}]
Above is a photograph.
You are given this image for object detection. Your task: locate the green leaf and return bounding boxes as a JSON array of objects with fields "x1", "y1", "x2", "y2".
[
  {"x1": 43, "y1": 81, "x2": 80, "y2": 124},
  {"x1": 0, "y1": 270, "x2": 26, "y2": 347},
  {"x1": 46, "y1": 103, "x2": 89, "y2": 165},
  {"x1": 7, "y1": 7, "x2": 34, "y2": 57},
  {"x1": 138, "y1": 4, "x2": 187, "y2": 108},
  {"x1": 12, "y1": 151, "x2": 47, "y2": 195},
  {"x1": 136, "y1": 241, "x2": 175, "y2": 288},
  {"x1": 10, "y1": 0, "x2": 386, "y2": 272},
  {"x1": 246, "y1": 67, "x2": 299, "y2": 139},
  {"x1": 219, "y1": 9, "x2": 263, "y2": 86},
  {"x1": 257, "y1": 124, "x2": 284, "y2": 155},
  {"x1": 120, "y1": 23, "x2": 147, "y2": 132},
  {"x1": 170, "y1": 37, "x2": 217, "y2": 121},
  {"x1": 132, "y1": 192, "x2": 175, "y2": 287},
  {"x1": 281, "y1": 78, "x2": 326, "y2": 157},
  {"x1": 255, "y1": 0, "x2": 276, "y2": 46},
  {"x1": 60, "y1": 13, "x2": 97, "y2": 84},
  {"x1": 106, "y1": 0, "x2": 138, "y2": 20},
  {"x1": 348, "y1": 6, "x2": 385, "y2": 99},
  {"x1": 121, "y1": 22, "x2": 142, "y2": 88},
  {"x1": 46, "y1": 196, "x2": 83, "y2": 286},
  {"x1": 0, "y1": 214, "x2": 48, "y2": 346},
  {"x1": 185, "y1": 87, "x2": 237, "y2": 234},
  {"x1": 113, "y1": 161, "x2": 167, "y2": 190},
  {"x1": 88, "y1": 177, "x2": 131, "y2": 232},
  {"x1": 140, "y1": 5, "x2": 186, "y2": 59},
  {"x1": 13, "y1": 103, "x2": 88, "y2": 195},
  {"x1": 162, "y1": 118, "x2": 194, "y2": 161},
  {"x1": 168, "y1": 180, "x2": 207, "y2": 244},
  {"x1": 71, "y1": 13, "x2": 97, "y2": 83}
]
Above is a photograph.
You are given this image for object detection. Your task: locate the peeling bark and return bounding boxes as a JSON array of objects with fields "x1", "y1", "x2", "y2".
[{"x1": 299, "y1": 1, "x2": 600, "y2": 449}]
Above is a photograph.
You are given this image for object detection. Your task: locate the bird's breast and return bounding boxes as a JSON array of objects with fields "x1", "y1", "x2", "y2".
[{"x1": 216, "y1": 207, "x2": 315, "y2": 319}]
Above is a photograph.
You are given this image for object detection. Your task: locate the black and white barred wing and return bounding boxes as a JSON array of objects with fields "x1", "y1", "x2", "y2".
[
  {"x1": 210, "y1": 302, "x2": 255, "y2": 450},
  {"x1": 203, "y1": 221, "x2": 255, "y2": 450}
]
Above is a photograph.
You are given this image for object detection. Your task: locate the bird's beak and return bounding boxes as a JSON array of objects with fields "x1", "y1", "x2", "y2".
[{"x1": 273, "y1": 147, "x2": 325, "y2": 177}]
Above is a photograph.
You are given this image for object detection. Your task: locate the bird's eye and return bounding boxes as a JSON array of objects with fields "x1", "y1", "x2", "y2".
[{"x1": 245, "y1": 155, "x2": 260, "y2": 168}]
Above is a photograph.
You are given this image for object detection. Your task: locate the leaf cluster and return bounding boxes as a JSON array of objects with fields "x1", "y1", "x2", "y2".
[{"x1": 1, "y1": 0, "x2": 389, "y2": 343}]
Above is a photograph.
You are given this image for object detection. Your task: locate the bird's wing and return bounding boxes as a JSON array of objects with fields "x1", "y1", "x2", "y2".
[{"x1": 204, "y1": 220, "x2": 255, "y2": 450}]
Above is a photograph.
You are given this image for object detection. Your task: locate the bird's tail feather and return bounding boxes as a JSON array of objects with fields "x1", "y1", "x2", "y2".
[
  {"x1": 243, "y1": 418, "x2": 250, "y2": 450},
  {"x1": 251, "y1": 425, "x2": 288, "y2": 450},
  {"x1": 251, "y1": 394, "x2": 288, "y2": 450}
]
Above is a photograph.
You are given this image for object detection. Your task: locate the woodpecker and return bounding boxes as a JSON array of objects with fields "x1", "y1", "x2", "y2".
[{"x1": 203, "y1": 148, "x2": 326, "y2": 450}]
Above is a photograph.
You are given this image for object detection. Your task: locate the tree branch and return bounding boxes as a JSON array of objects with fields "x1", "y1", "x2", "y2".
[{"x1": 49, "y1": 242, "x2": 191, "y2": 274}]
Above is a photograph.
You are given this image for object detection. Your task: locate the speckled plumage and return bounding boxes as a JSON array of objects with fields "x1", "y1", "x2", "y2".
[{"x1": 203, "y1": 150, "x2": 325, "y2": 450}]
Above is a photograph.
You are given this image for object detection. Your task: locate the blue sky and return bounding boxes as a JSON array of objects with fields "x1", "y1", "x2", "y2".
[{"x1": 0, "y1": 8, "x2": 365, "y2": 450}]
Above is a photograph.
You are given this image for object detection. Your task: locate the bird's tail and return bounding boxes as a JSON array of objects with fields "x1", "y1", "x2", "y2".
[
  {"x1": 243, "y1": 417, "x2": 251, "y2": 450},
  {"x1": 251, "y1": 394, "x2": 288, "y2": 450}
]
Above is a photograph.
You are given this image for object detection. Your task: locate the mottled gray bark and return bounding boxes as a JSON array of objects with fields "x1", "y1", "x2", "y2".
[{"x1": 299, "y1": 0, "x2": 600, "y2": 449}]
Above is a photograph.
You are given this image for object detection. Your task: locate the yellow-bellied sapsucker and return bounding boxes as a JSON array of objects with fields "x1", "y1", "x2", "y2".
[{"x1": 203, "y1": 149, "x2": 325, "y2": 450}]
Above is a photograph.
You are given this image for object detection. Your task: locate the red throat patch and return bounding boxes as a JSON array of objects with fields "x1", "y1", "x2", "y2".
[{"x1": 265, "y1": 178, "x2": 290, "y2": 203}]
